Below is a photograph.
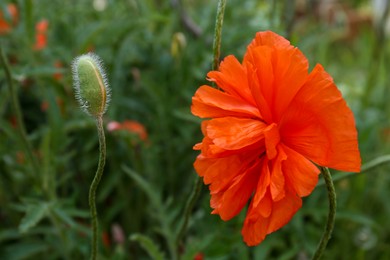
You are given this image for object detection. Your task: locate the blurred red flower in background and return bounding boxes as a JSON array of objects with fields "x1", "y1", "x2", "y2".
[
  {"x1": 107, "y1": 120, "x2": 148, "y2": 141},
  {"x1": 0, "y1": 4, "x2": 18, "y2": 34},
  {"x1": 33, "y1": 19, "x2": 48, "y2": 50},
  {"x1": 191, "y1": 31, "x2": 361, "y2": 246},
  {"x1": 53, "y1": 60, "x2": 64, "y2": 81}
]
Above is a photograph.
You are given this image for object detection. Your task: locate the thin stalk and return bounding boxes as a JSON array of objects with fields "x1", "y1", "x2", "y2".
[
  {"x1": 176, "y1": 177, "x2": 202, "y2": 251},
  {"x1": 312, "y1": 167, "x2": 337, "y2": 260},
  {"x1": 212, "y1": 0, "x2": 227, "y2": 72},
  {"x1": 89, "y1": 116, "x2": 106, "y2": 260},
  {"x1": 0, "y1": 46, "x2": 40, "y2": 178}
]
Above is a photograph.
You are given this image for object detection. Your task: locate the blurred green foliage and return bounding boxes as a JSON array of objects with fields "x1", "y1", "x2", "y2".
[{"x1": 0, "y1": 0, "x2": 390, "y2": 259}]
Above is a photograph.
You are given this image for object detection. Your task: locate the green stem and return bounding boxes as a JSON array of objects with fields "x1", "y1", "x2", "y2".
[
  {"x1": 176, "y1": 177, "x2": 202, "y2": 252},
  {"x1": 0, "y1": 45, "x2": 40, "y2": 178},
  {"x1": 212, "y1": 0, "x2": 227, "y2": 72},
  {"x1": 89, "y1": 116, "x2": 106, "y2": 260},
  {"x1": 312, "y1": 167, "x2": 337, "y2": 260}
]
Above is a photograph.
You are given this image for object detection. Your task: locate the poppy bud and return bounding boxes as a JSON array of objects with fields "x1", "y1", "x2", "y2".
[{"x1": 72, "y1": 53, "x2": 110, "y2": 117}]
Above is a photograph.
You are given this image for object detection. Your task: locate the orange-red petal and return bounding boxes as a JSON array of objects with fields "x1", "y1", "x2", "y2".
[
  {"x1": 206, "y1": 117, "x2": 267, "y2": 150},
  {"x1": 212, "y1": 161, "x2": 260, "y2": 221},
  {"x1": 280, "y1": 64, "x2": 361, "y2": 172},
  {"x1": 266, "y1": 186, "x2": 302, "y2": 233},
  {"x1": 191, "y1": 85, "x2": 260, "y2": 119},
  {"x1": 242, "y1": 185, "x2": 302, "y2": 246},
  {"x1": 269, "y1": 146, "x2": 286, "y2": 201},
  {"x1": 244, "y1": 32, "x2": 309, "y2": 123},
  {"x1": 207, "y1": 55, "x2": 255, "y2": 105},
  {"x1": 252, "y1": 158, "x2": 270, "y2": 208},
  {"x1": 264, "y1": 123, "x2": 280, "y2": 160},
  {"x1": 194, "y1": 154, "x2": 242, "y2": 187},
  {"x1": 244, "y1": 31, "x2": 292, "y2": 56},
  {"x1": 282, "y1": 144, "x2": 320, "y2": 197}
]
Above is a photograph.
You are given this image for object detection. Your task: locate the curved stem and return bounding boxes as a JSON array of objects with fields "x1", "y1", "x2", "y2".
[
  {"x1": 312, "y1": 167, "x2": 337, "y2": 260},
  {"x1": 89, "y1": 116, "x2": 106, "y2": 260},
  {"x1": 176, "y1": 176, "x2": 202, "y2": 251},
  {"x1": 0, "y1": 46, "x2": 40, "y2": 179},
  {"x1": 212, "y1": 0, "x2": 227, "y2": 72}
]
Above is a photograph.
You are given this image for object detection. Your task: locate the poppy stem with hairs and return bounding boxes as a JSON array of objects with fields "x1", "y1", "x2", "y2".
[
  {"x1": 312, "y1": 167, "x2": 337, "y2": 260},
  {"x1": 89, "y1": 116, "x2": 106, "y2": 260},
  {"x1": 212, "y1": 0, "x2": 227, "y2": 72},
  {"x1": 72, "y1": 53, "x2": 110, "y2": 259}
]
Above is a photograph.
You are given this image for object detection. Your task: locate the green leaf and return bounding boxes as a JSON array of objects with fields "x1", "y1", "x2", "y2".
[
  {"x1": 19, "y1": 203, "x2": 49, "y2": 233},
  {"x1": 129, "y1": 233, "x2": 165, "y2": 260},
  {"x1": 0, "y1": 241, "x2": 49, "y2": 260},
  {"x1": 122, "y1": 165, "x2": 160, "y2": 206}
]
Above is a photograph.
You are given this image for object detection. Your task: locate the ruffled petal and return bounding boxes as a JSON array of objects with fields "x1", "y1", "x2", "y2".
[
  {"x1": 244, "y1": 35, "x2": 309, "y2": 122},
  {"x1": 247, "y1": 62, "x2": 273, "y2": 123},
  {"x1": 269, "y1": 146, "x2": 286, "y2": 201},
  {"x1": 271, "y1": 48, "x2": 309, "y2": 121},
  {"x1": 267, "y1": 186, "x2": 302, "y2": 233},
  {"x1": 241, "y1": 191, "x2": 272, "y2": 246},
  {"x1": 211, "y1": 160, "x2": 261, "y2": 221},
  {"x1": 194, "y1": 154, "x2": 242, "y2": 187},
  {"x1": 245, "y1": 46, "x2": 274, "y2": 123},
  {"x1": 264, "y1": 123, "x2": 281, "y2": 160},
  {"x1": 195, "y1": 121, "x2": 238, "y2": 158},
  {"x1": 194, "y1": 152, "x2": 258, "y2": 194},
  {"x1": 207, "y1": 55, "x2": 255, "y2": 105},
  {"x1": 242, "y1": 186, "x2": 302, "y2": 246},
  {"x1": 244, "y1": 31, "x2": 292, "y2": 57},
  {"x1": 252, "y1": 158, "x2": 271, "y2": 208},
  {"x1": 192, "y1": 85, "x2": 260, "y2": 119},
  {"x1": 280, "y1": 64, "x2": 361, "y2": 172},
  {"x1": 282, "y1": 144, "x2": 320, "y2": 197},
  {"x1": 206, "y1": 117, "x2": 267, "y2": 150},
  {"x1": 258, "y1": 189, "x2": 272, "y2": 218}
]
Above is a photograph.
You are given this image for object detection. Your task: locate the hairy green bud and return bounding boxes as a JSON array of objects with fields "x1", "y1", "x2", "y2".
[{"x1": 72, "y1": 53, "x2": 110, "y2": 117}]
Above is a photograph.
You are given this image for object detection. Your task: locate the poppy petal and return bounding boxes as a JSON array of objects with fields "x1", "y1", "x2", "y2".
[
  {"x1": 244, "y1": 31, "x2": 292, "y2": 56},
  {"x1": 245, "y1": 42, "x2": 309, "y2": 122},
  {"x1": 242, "y1": 185, "x2": 302, "y2": 246},
  {"x1": 264, "y1": 123, "x2": 281, "y2": 160},
  {"x1": 241, "y1": 207, "x2": 270, "y2": 246},
  {"x1": 267, "y1": 186, "x2": 302, "y2": 233},
  {"x1": 282, "y1": 144, "x2": 320, "y2": 197},
  {"x1": 252, "y1": 158, "x2": 271, "y2": 208},
  {"x1": 206, "y1": 117, "x2": 267, "y2": 150},
  {"x1": 214, "y1": 161, "x2": 260, "y2": 221},
  {"x1": 246, "y1": 46, "x2": 274, "y2": 116},
  {"x1": 192, "y1": 85, "x2": 260, "y2": 119},
  {"x1": 269, "y1": 146, "x2": 286, "y2": 201},
  {"x1": 207, "y1": 55, "x2": 255, "y2": 105},
  {"x1": 271, "y1": 48, "x2": 309, "y2": 121},
  {"x1": 194, "y1": 153, "x2": 254, "y2": 195},
  {"x1": 280, "y1": 64, "x2": 361, "y2": 172}
]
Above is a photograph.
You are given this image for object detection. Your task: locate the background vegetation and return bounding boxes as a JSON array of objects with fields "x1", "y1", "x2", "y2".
[{"x1": 0, "y1": 0, "x2": 389, "y2": 259}]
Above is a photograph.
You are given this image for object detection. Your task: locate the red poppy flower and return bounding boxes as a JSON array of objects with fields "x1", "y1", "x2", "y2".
[
  {"x1": 0, "y1": 4, "x2": 18, "y2": 34},
  {"x1": 33, "y1": 19, "x2": 48, "y2": 50},
  {"x1": 191, "y1": 31, "x2": 361, "y2": 246},
  {"x1": 107, "y1": 120, "x2": 148, "y2": 141},
  {"x1": 53, "y1": 60, "x2": 63, "y2": 81}
]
